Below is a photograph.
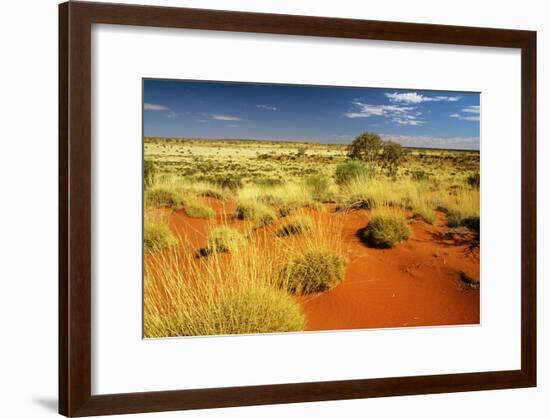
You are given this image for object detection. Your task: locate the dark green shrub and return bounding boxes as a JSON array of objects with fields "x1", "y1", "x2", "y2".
[{"x1": 347, "y1": 132, "x2": 383, "y2": 163}]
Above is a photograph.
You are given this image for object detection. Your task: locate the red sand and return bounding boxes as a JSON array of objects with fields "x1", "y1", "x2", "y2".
[{"x1": 164, "y1": 201, "x2": 480, "y2": 331}]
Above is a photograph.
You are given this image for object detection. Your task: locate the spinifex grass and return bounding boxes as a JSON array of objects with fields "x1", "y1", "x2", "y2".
[{"x1": 144, "y1": 236, "x2": 305, "y2": 338}]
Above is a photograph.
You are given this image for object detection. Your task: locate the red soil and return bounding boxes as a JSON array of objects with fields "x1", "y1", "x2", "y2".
[{"x1": 164, "y1": 200, "x2": 480, "y2": 331}]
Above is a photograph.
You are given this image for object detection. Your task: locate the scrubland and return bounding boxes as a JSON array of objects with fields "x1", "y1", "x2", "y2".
[{"x1": 143, "y1": 137, "x2": 480, "y2": 337}]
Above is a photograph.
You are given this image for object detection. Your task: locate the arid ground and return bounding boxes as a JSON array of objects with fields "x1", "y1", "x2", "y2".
[{"x1": 143, "y1": 137, "x2": 480, "y2": 337}]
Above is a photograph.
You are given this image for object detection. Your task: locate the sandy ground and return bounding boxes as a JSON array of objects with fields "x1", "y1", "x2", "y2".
[{"x1": 163, "y1": 199, "x2": 479, "y2": 331}]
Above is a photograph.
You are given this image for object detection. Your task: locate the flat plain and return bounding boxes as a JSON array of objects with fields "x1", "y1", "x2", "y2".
[{"x1": 143, "y1": 136, "x2": 480, "y2": 338}]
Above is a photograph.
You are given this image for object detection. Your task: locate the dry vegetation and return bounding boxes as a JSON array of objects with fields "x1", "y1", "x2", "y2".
[{"x1": 143, "y1": 135, "x2": 480, "y2": 338}]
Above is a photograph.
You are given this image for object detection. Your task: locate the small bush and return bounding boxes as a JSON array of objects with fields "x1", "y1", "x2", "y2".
[
  {"x1": 466, "y1": 173, "x2": 480, "y2": 188},
  {"x1": 305, "y1": 174, "x2": 330, "y2": 201},
  {"x1": 206, "y1": 226, "x2": 246, "y2": 253},
  {"x1": 144, "y1": 222, "x2": 176, "y2": 252},
  {"x1": 145, "y1": 187, "x2": 187, "y2": 208},
  {"x1": 235, "y1": 201, "x2": 277, "y2": 226},
  {"x1": 363, "y1": 210, "x2": 412, "y2": 248},
  {"x1": 276, "y1": 216, "x2": 314, "y2": 237},
  {"x1": 212, "y1": 175, "x2": 243, "y2": 191},
  {"x1": 184, "y1": 201, "x2": 215, "y2": 219},
  {"x1": 279, "y1": 249, "x2": 347, "y2": 294},
  {"x1": 143, "y1": 160, "x2": 156, "y2": 189},
  {"x1": 335, "y1": 160, "x2": 372, "y2": 185}
]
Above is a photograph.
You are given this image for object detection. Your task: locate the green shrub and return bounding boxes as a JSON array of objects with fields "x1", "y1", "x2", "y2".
[
  {"x1": 335, "y1": 160, "x2": 372, "y2": 185},
  {"x1": 206, "y1": 226, "x2": 247, "y2": 252},
  {"x1": 235, "y1": 201, "x2": 277, "y2": 226},
  {"x1": 305, "y1": 174, "x2": 330, "y2": 201},
  {"x1": 347, "y1": 132, "x2": 383, "y2": 163},
  {"x1": 279, "y1": 249, "x2": 347, "y2": 294},
  {"x1": 145, "y1": 286, "x2": 305, "y2": 337},
  {"x1": 144, "y1": 222, "x2": 176, "y2": 252},
  {"x1": 276, "y1": 216, "x2": 314, "y2": 237},
  {"x1": 363, "y1": 211, "x2": 412, "y2": 248}
]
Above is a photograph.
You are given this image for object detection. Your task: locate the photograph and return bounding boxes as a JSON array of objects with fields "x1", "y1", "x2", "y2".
[{"x1": 142, "y1": 79, "x2": 481, "y2": 338}]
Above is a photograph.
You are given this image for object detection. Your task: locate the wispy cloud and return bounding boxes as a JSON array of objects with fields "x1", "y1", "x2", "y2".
[
  {"x1": 385, "y1": 92, "x2": 461, "y2": 104},
  {"x1": 449, "y1": 105, "x2": 480, "y2": 121},
  {"x1": 381, "y1": 134, "x2": 479, "y2": 150},
  {"x1": 256, "y1": 104, "x2": 278, "y2": 111},
  {"x1": 462, "y1": 105, "x2": 480, "y2": 113},
  {"x1": 345, "y1": 100, "x2": 425, "y2": 126},
  {"x1": 209, "y1": 114, "x2": 242, "y2": 121},
  {"x1": 144, "y1": 103, "x2": 169, "y2": 111}
]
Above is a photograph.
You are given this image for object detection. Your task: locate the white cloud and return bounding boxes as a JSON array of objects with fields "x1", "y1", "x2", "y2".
[
  {"x1": 449, "y1": 105, "x2": 480, "y2": 121},
  {"x1": 462, "y1": 105, "x2": 480, "y2": 114},
  {"x1": 385, "y1": 92, "x2": 462, "y2": 103},
  {"x1": 256, "y1": 104, "x2": 278, "y2": 111},
  {"x1": 345, "y1": 100, "x2": 424, "y2": 126},
  {"x1": 209, "y1": 114, "x2": 242, "y2": 121},
  {"x1": 381, "y1": 134, "x2": 479, "y2": 150},
  {"x1": 144, "y1": 103, "x2": 169, "y2": 111}
]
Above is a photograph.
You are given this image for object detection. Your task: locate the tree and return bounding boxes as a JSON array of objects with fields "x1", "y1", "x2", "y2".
[
  {"x1": 381, "y1": 140, "x2": 404, "y2": 176},
  {"x1": 347, "y1": 132, "x2": 383, "y2": 163}
]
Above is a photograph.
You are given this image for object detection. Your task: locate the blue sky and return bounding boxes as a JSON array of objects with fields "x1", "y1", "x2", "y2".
[{"x1": 143, "y1": 79, "x2": 480, "y2": 150}]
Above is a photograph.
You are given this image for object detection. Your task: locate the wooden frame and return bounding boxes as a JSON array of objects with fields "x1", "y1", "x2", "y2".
[{"x1": 59, "y1": 1, "x2": 537, "y2": 416}]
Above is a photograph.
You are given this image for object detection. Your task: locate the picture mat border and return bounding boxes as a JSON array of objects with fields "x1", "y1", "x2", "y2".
[
  {"x1": 59, "y1": 1, "x2": 536, "y2": 417},
  {"x1": 91, "y1": 24, "x2": 517, "y2": 392}
]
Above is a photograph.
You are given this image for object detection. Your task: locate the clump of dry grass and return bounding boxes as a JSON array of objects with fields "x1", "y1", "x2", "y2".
[
  {"x1": 144, "y1": 239, "x2": 305, "y2": 337},
  {"x1": 235, "y1": 200, "x2": 277, "y2": 227},
  {"x1": 276, "y1": 215, "x2": 314, "y2": 237},
  {"x1": 206, "y1": 225, "x2": 247, "y2": 253},
  {"x1": 279, "y1": 249, "x2": 347, "y2": 294},
  {"x1": 143, "y1": 211, "x2": 176, "y2": 253},
  {"x1": 362, "y1": 208, "x2": 412, "y2": 248},
  {"x1": 275, "y1": 213, "x2": 347, "y2": 294},
  {"x1": 183, "y1": 201, "x2": 215, "y2": 219}
]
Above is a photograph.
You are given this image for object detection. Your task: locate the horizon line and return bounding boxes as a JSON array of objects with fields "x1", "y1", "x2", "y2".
[{"x1": 143, "y1": 135, "x2": 480, "y2": 152}]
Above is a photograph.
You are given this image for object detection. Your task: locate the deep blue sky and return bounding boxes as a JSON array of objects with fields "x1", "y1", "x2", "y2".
[{"x1": 143, "y1": 79, "x2": 480, "y2": 150}]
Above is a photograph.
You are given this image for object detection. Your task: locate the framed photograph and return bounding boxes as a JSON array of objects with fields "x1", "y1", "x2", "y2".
[{"x1": 59, "y1": 1, "x2": 537, "y2": 416}]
